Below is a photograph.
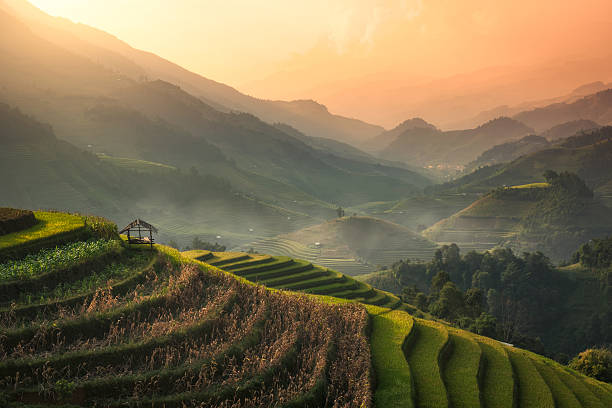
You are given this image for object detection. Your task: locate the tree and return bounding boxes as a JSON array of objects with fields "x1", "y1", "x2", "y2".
[
  {"x1": 569, "y1": 347, "x2": 612, "y2": 383},
  {"x1": 336, "y1": 206, "x2": 345, "y2": 218},
  {"x1": 430, "y1": 282, "x2": 465, "y2": 321},
  {"x1": 474, "y1": 312, "x2": 497, "y2": 338},
  {"x1": 465, "y1": 288, "x2": 484, "y2": 318},
  {"x1": 430, "y1": 270, "x2": 450, "y2": 294},
  {"x1": 415, "y1": 292, "x2": 428, "y2": 311},
  {"x1": 188, "y1": 237, "x2": 226, "y2": 252}
]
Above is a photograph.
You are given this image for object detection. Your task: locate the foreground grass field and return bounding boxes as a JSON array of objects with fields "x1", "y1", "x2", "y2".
[
  {"x1": 1, "y1": 209, "x2": 612, "y2": 407},
  {"x1": 0, "y1": 211, "x2": 85, "y2": 252},
  {"x1": 366, "y1": 306, "x2": 415, "y2": 408},
  {"x1": 0, "y1": 216, "x2": 372, "y2": 407}
]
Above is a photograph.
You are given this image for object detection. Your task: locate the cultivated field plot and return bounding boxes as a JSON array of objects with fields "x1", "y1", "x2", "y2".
[
  {"x1": 0, "y1": 219, "x2": 372, "y2": 407},
  {"x1": 3, "y1": 209, "x2": 612, "y2": 407},
  {"x1": 190, "y1": 251, "x2": 402, "y2": 309},
  {"x1": 237, "y1": 222, "x2": 438, "y2": 276},
  {"x1": 368, "y1": 307, "x2": 612, "y2": 408}
]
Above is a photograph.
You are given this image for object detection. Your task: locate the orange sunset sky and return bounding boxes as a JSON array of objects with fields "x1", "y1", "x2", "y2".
[{"x1": 26, "y1": 0, "x2": 612, "y2": 127}]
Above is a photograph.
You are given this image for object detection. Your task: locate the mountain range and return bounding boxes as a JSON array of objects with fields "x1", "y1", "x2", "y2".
[{"x1": 0, "y1": 0, "x2": 383, "y2": 145}]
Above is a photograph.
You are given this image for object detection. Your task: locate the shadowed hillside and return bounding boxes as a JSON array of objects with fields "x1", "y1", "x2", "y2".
[
  {"x1": 238, "y1": 216, "x2": 438, "y2": 276},
  {"x1": 424, "y1": 173, "x2": 612, "y2": 259},
  {"x1": 514, "y1": 88, "x2": 612, "y2": 132},
  {"x1": 431, "y1": 127, "x2": 612, "y2": 198},
  {"x1": 377, "y1": 117, "x2": 533, "y2": 167},
  {"x1": 0, "y1": 7, "x2": 429, "y2": 209},
  {"x1": 0, "y1": 0, "x2": 384, "y2": 145},
  {"x1": 0, "y1": 104, "x2": 315, "y2": 247}
]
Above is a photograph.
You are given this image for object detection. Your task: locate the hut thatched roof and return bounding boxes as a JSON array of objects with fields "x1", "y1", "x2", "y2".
[{"x1": 120, "y1": 219, "x2": 159, "y2": 234}]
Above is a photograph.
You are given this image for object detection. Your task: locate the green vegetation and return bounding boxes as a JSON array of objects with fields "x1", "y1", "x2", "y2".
[
  {"x1": 0, "y1": 239, "x2": 121, "y2": 281},
  {"x1": 572, "y1": 236, "x2": 612, "y2": 268},
  {"x1": 1, "y1": 209, "x2": 612, "y2": 407},
  {"x1": 512, "y1": 182, "x2": 550, "y2": 189},
  {"x1": 191, "y1": 251, "x2": 401, "y2": 308},
  {"x1": 534, "y1": 360, "x2": 582, "y2": 408},
  {"x1": 442, "y1": 329, "x2": 482, "y2": 408},
  {"x1": 366, "y1": 306, "x2": 415, "y2": 408},
  {"x1": 382, "y1": 242, "x2": 612, "y2": 361},
  {"x1": 0, "y1": 211, "x2": 85, "y2": 253},
  {"x1": 13, "y1": 251, "x2": 151, "y2": 306},
  {"x1": 404, "y1": 319, "x2": 449, "y2": 408},
  {"x1": 569, "y1": 348, "x2": 612, "y2": 383},
  {"x1": 425, "y1": 171, "x2": 612, "y2": 260},
  {"x1": 508, "y1": 348, "x2": 555, "y2": 408},
  {"x1": 476, "y1": 337, "x2": 515, "y2": 408}
]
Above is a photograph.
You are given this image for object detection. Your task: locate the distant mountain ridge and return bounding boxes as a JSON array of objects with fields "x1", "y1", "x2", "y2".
[
  {"x1": 0, "y1": 4, "x2": 429, "y2": 212},
  {"x1": 465, "y1": 119, "x2": 601, "y2": 171},
  {"x1": 0, "y1": 0, "x2": 384, "y2": 144},
  {"x1": 513, "y1": 88, "x2": 612, "y2": 132},
  {"x1": 454, "y1": 81, "x2": 612, "y2": 129},
  {"x1": 362, "y1": 117, "x2": 436, "y2": 151},
  {"x1": 432, "y1": 127, "x2": 612, "y2": 196},
  {"x1": 374, "y1": 117, "x2": 533, "y2": 167}
]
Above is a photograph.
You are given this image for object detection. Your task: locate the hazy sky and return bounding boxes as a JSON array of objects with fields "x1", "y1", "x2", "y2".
[{"x1": 28, "y1": 0, "x2": 612, "y2": 103}]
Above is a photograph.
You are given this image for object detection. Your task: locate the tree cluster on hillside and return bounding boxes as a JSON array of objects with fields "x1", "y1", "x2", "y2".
[
  {"x1": 392, "y1": 244, "x2": 612, "y2": 360},
  {"x1": 569, "y1": 347, "x2": 612, "y2": 383},
  {"x1": 184, "y1": 237, "x2": 226, "y2": 252},
  {"x1": 573, "y1": 236, "x2": 612, "y2": 268}
]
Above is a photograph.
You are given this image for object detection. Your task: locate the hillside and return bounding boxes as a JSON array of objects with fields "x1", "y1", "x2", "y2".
[
  {"x1": 540, "y1": 119, "x2": 601, "y2": 140},
  {"x1": 1, "y1": 209, "x2": 611, "y2": 407},
  {"x1": 424, "y1": 175, "x2": 612, "y2": 260},
  {"x1": 238, "y1": 216, "x2": 439, "y2": 275},
  {"x1": 0, "y1": 7, "x2": 429, "y2": 208},
  {"x1": 514, "y1": 88, "x2": 612, "y2": 132},
  {"x1": 454, "y1": 81, "x2": 611, "y2": 129},
  {"x1": 466, "y1": 135, "x2": 552, "y2": 172},
  {"x1": 362, "y1": 117, "x2": 437, "y2": 151},
  {"x1": 0, "y1": 104, "x2": 318, "y2": 247},
  {"x1": 0, "y1": 0, "x2": 384, "y2": 145},
  {"x1": 466, "y1": 121, "x2": 602, "y2": 172},
  {"x1": 347, "y1": 194, "x2": 479, "y2": 232},
  {"x1": 378, "y1": 117, "x2": 533, "y2": 167},
  {"x1": 0, "y1": 211, "x2": 373, "y2": 406},
  {"x1": 432, "y1": 127, "x2": 612, "y2": 198}
]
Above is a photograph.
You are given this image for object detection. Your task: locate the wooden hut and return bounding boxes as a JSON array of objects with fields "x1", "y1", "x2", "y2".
[{"x1": 120, "y1": 219, "x2": 158, "y2": 248}]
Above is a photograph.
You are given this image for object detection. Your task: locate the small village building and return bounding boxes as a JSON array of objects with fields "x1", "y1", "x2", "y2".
[{"x1": 120, "y1": 219, "x2": 158, "y2": 248}]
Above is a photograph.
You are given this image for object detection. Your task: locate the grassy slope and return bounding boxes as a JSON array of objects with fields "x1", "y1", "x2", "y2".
[
  {"x1": 1, "y1": 222, "x2": 374, "y2": 407},
  {"x1": 405, "y1": 319, "x2": 449, "y2": 408},
  {"x1": 367, "y1": 305, "x2": 415, "y2": 408},
  {"x1": 443, "y1": 328, "x2": 482, "y2": 408},
  {"x1": 423, "y1": 184, "x2": 612, "y2": 258},
  {"x1": 191, "y1": 249, "x2": 612, "y2": 408},
  {"x1": 3, "y1": 213, "x2": 612, "y2": 408},
  {"x1": 0, "y1": 211, "x2": 83, "y2": 249},
  {"x1": 186, "y1": 251, "x2": 402, "y2": 309}
]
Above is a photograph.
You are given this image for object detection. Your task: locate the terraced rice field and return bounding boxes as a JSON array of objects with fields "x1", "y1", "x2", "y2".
[
  {"x1": 187, "y1": 251, "x2": 402, "y2": 309},
  {"x1": 0, "y1": 227, "x2": 372, "y2": 407},
  {"x1": 236, "y1": 236, "x2": 434, "y2": 276},
  {"x1": 367, "y1": 307, "x2": 612, "y2": 408},
  {"x1": 3, "y1": 210, "x2": 612, "y2": 407}
]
